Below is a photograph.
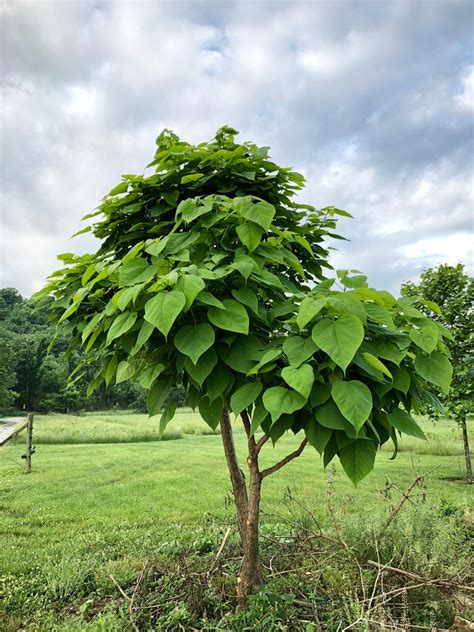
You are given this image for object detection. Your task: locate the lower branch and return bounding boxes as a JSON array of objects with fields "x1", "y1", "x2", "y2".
[
  {"x1": 255, "y1": 434, "x2": 269, "y2": 454},
  {"x1": 261, "y1": 438, "x2": 308, "y2": 479}
]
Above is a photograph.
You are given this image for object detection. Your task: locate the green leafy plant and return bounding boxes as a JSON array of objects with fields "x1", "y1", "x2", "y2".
[
  {"x1": 401, "y1": 263, "x2": 473, "y2": 483},
  {"x1": 36, "y1": 127, "x2": 452, "y2": 604}
]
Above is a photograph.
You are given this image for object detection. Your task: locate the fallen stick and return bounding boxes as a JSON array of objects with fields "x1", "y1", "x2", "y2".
[
  {"x1": 207, "y1": 526, "x2": 231, "y2": 578},
  {"x1": 367, "y1": 560, "x2": 473, "y2": 593}
]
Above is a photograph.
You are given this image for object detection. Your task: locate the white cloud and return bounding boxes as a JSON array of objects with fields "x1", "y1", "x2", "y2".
[
  {"x1": 1, "y1": 0, "x2": 473, "y2": 296},
  {"x1": 455, "y1": 65, "x2": 474, "y2": 112}
]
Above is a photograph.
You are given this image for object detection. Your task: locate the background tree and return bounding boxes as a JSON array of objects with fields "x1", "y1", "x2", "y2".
[
  {"x1": 401, "y1": 264, "x2": 473, "y2": 483},
  {"x1": 0, "y1": 328, "x2": 17, "y2": 411},
  {"x1": 37, "y1": 127, "x2": 452, "y2": 604},
  {"x1": 0, "y1": 287, "x2": 152, "y2": 414}
]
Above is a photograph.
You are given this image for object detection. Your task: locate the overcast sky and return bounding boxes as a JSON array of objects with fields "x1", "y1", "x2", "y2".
[{"x1": 1, "y1": 0, "x2": 473, "y2": 298}]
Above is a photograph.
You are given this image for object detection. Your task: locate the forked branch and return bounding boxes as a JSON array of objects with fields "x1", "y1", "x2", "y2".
[
  {"x1": 261, "y1": 439, "x2": 308, "y2": 479},
  {"x1": 255, "y1": 434, "x2": 269, "y2": 454}
]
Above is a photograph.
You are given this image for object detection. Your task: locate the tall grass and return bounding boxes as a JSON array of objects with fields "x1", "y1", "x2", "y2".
[
  {"x1": 381, "y1": 416, "x2": 467, "y2": 456},
  {"x1": 22, "y1": 410, "x2": 466, "y2": 455},
  {"x1": 16, "y1": 409, "x2": 238, "y2": 445}
]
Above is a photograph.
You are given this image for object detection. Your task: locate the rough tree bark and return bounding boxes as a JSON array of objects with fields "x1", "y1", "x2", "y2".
[
  {"x1": 460, "y1": 416, "x2": 472, "y2": 484},
  {"x1": 219, "y1": 408, "x2": 308, "y2": 607}
]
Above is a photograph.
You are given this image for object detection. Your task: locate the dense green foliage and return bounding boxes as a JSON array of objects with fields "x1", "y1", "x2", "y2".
[
  {"x1": 401, "y1": 263, "x2": 473, "y2": 423},
  {"x1": 37, "y1": 127, "x2": 453, "y2": 484},
  {"x1": 0, "y1": 288, "x2": 151, "y2": 414}
]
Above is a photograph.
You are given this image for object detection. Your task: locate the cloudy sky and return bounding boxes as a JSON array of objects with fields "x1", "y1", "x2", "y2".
[{"x1": 1, "y1": 0, "x2": 473, "y2": 297}]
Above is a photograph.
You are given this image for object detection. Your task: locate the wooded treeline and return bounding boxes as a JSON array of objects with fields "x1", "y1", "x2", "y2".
[{"x1": 0, "y1": 287, "x2": 174, "y2": 414}]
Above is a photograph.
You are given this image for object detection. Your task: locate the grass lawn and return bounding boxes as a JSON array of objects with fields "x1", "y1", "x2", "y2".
[
  {"x1": 0, "y1": 411, "x2": 472, "y2": 630},
  {"x1": 1, "y1": 412, "x2": 472, "y2": 568}
]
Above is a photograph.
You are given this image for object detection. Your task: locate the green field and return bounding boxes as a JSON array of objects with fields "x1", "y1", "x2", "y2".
[{"x1": 1, "y1": 411, "x2": 472, "y2": 630}]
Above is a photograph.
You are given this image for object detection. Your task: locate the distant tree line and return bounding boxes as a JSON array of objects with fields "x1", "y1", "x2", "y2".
[{"x1": 0, "y1": 288, "x2": 185, "y2": 415}]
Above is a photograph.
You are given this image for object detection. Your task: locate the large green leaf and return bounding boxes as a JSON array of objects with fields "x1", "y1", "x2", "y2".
[
  {"x1": 231, "y1": 287, "x2": 259, "y2": 314},
  {"x1": 362, "y1": 352, "x2": 392, "y2": 378},
  {"x1": 174, "y1": 323, "x2": 215, "y2": 364},
  {"x1": 281, "y1": 364, "x2": 314, "y2": 399},
  {"x1": 331, "y1": 380, "x2": 372, "y2": 431},
  {"x1": 262, "y1": 386, "x2": 306, "y2": 422},
  {"x1": 364, "y1": 303, "x2": 395, "y2": 329},
  {"x1": 314, "y1": 400, "x2": 347, "y2": 430},
  {"x1": 230, "y1": 380, "x2": 262, "y2": 415},
  {"x1": 311, "y1": 315, "x2": 364, "y2": 371},
  {"x1": 198, "y1": 395, "x2": 223, "y2": 429},
  {"x1": 196, "y1": 291, "x2": 225, "y2": 310},
  {"x1": 296, "y1": 297, "x2": 327, "y2": 330},
  {"x1": 305, "y1": 421, "x2": 332, "y2": 454},
  {"x1": 147, "y1": 378, "x2": 173, "y2": 417},
  {"x1": 176, "y1": 275, "x2": 205, "y2": 310},
  {"x1": 269, "y1": 413, "x2": 294, "y2": 444},
  {"x1": 283, "y1": 336, "x2": 317, "y2": 367},
  {"x1": 139, "y1": 363, "x2": 165, "y2": 389},
  {"x1": 409, "y1": 326, "x2": 438, "y2": 353},
  {"x1": 144, "y1": 291, "x2": 186, "y2": 337},
  {"x1": 116, "y1": 361, "x2": 134, "y2": 384},
  {"x1": 339, "y1": 439, "x2": 376, "y2": 485},
  {"x1": 131, "y1": 320, "x2": 155, "y2": 355},
  {"x1": 178, "y1": 198, "x2": 213, "y2": 223},
  {"x1": 106, "y1": 311, "x2": 137, "y2": 344},
  {"x1": 235, "y1": 197, "x2": 275, "y2": 231},
  {"x1": 118, "y1": 259, "x2": 155, "y2": 287},
  {"x1": 222, "y1": 335, "x2": 261, "y2": 373},
  {"x1": 206, "y1": 363, "x2": 232, "y2": 401},
  {"x1": 414, "y1": 351, "x2": 452, "y2": 393},
  {"x1": 184, "y1": 349, "x2": 217, "y2": 386},
  {"x1": 247, "y1": 348, "x2": 281, "y2": 375},
  {"x1": 368, "y1": 340, "x2": 406, "y2": 365},
  {"x1": 208, "y1": 299, "x2": 249, "y2": 334},
  {"x1": 388, "y1": 408, "x2": 426, "y2": 440},
  {"x1": 310, "y1": 382, "x2": 332, "y2": 407},
  {"x1": 159, "y1": 399, "x2": 176, "y2": 435},
  {"x1": 391, "y1": 366, "x2": 410, "y2": 394},
  {"x1": 250, "y1": 397, "x2": 269, "y2": 435},
  {"x1": 236, "y1": 222, "x2": 263, "y2": 252}
]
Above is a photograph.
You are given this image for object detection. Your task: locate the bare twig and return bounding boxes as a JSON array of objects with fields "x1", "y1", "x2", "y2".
[
  {"x1": 128, "y1": 563, "x2": 148, "y2": 631},
  {"x1": 206, "y1": 527, "x2": 231, "y2": 578},
  {"x1": 109, "y1": 574, "x2": 131, "y2": 602},
  {"x1": 384, "y1": 465, "x2": 440, "y2": 528},
  {"x1": 261, "y1": 439, "x2": 308, "y2": 478},
  {"x1": 326, "y1": 465, "x2": 348, "y2": 549}
]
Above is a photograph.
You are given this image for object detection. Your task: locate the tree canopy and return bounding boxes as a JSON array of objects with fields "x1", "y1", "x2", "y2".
[
  {"x1": 401, "y1": 263, "x2": 473, "y2": 482},
  {"x1": 401, "y1": 263, "x2": 473, "y2": 422},
  {"x1": 36, "y1": 126, "x2": 453, "y2": 485}
]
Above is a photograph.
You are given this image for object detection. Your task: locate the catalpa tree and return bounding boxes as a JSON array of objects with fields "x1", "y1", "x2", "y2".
[{"x1": 37, "y1": 127, "x2": 452, "y2": 604}]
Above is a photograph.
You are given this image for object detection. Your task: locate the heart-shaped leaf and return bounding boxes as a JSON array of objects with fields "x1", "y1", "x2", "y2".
[{"x1": 281, "y1": 364, "x2": 314, "y2": 399}]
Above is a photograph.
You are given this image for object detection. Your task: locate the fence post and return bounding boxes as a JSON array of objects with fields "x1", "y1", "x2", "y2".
[{"x1": 24, "y1": 413, "x2": 34, "y2": 473}]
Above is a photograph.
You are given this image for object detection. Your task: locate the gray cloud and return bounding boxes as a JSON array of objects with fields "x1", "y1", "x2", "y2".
[{"x1": 1, "y1": 0, "x2": 472, "y2": 297}]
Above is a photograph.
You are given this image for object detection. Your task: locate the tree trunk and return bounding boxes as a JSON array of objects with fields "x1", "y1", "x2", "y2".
[
  {"x1": 460, "y1": 417, "x2": 472, "y2": 484},
  {"x1": 237, "y1": 450, "x2": 263, "y2": 606},
  {"x1": 219, "y1": 409, "x2": 263, "y2": 606},
  {"x1": 219, "y1": 410, "x2": 307, "y2": 607},
  {"x1": 219, "y1": 409, "x2": 249, "y2": 548}
]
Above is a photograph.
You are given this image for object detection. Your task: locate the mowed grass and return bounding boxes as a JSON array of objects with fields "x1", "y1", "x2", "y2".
[{"x1": 0, "y1": 411, "x2": 472, "y2": 582}]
